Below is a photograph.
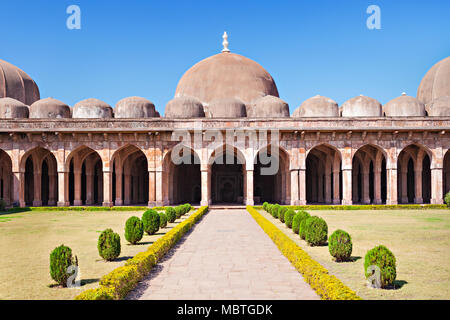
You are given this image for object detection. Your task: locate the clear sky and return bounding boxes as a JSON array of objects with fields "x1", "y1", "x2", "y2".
[{"x1": 1, "y1": 0, "x2": 449, "y2": 115}]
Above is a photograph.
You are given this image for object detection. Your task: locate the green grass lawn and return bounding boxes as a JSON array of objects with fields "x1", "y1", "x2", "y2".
[
  {"x1": 0, "y1": 209, "x2": 193, "y2": 300},
  {"x1": 258, "y1": 208, "x2": 450, "y2": 300}
]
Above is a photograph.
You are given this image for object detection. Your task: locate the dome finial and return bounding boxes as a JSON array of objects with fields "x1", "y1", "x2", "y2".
[{"x1": 222, "y1": 31, "x2": 230, "y2": 53}]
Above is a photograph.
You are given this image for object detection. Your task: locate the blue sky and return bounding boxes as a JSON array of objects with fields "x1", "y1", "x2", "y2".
[{"x1": 1, "y1": 0, "x2": 449, "y2": 115}]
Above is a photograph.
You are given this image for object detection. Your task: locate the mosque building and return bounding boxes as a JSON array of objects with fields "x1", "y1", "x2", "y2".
[{"x1": 0, "y1": 33, "x2": 449, "y2": 207}]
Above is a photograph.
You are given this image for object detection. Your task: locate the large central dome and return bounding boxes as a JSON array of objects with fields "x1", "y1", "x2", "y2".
[{"x1": 174, "y1": 52, "x2": 279, "y2": 105}]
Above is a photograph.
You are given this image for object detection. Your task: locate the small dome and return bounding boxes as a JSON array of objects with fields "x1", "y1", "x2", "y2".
[
  {"x1": 205, "y1": 98, "x2": 247, "y2": 118},
  {"x1": 175, "y1": 52, "x2": 279, "y2": 105},
  {"x1": 340, "y1": 95, "x2": 382, "y2": 117},
  {"x1": 165, "y1": 96, "x2": 205, "y2": 118},
  {"x1": 383, "y1": 94, "x2": 426, "y2": 117},
  {"x1": 73, "y1": 98, "x2": 113, "y2": 118},
  {"x1": 115, "y1": 96, "x2": 158, "y2": 118},
  {"x1": 0, "y1": 59, "x2": 40, "y2": 105},
  {"x1": 417, "y1": 57, "x2": 450, "y2": 106},
  {"x1": 293, "y1": 95, "x2": 339, "y2": 117},
  {"x1": 246, "y1": 95, "x2": 290, "y2": 118},
  {"x1": 427, "y1": 96, "x2": 450, "y2": 116},
  {"x1": 0, "y1": 97, "x2": 29, "y2": 118},
  {"x1": 29, "y1": 98, "x2": 71, "y2": 118}
]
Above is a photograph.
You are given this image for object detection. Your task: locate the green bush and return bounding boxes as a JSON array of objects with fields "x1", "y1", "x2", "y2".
[
  {"x1": 278, "y1": 206, "x2": 287, "y2": 223},
  {"x1": 364, "y1": 245, "x2": 397, "y2": 288},
  {"x1": 292, "y1": 210, "x2": 309, "y2": 234},
  {"x1": 159, "y1": 212, "x2": 168, "y2": 228},
  {"x1": 142, "y1": 209, "x2": 160, "y2": 235},
  {"x1": 304, "y1": 216, "x2": 328, "y2": 246},
  {"x1": 124, "y1": 217, "x2": 144, "y2": 245},
  {"x1": 284, "y1": 209, "x2": 295, "y2": 228},
  {"x1": 50, "y1": 245, "x2": 78, "y2": 287},
  {"x1": 272, "y1": 204, "x2": 281, "y2": 218},
  {"x1": 263, "y1": 202, "x2": 268, "y2": 211},
  {"x1": 184, "y1": 203, "x2": 192, "y2": 213},
  {"x1": 98, "y1": 229, "x2": 121, "y2": 261},
  {"x1": 298, "y1": 211, "x2": 311, "y2": 239},
  {"x1": 175, "y1": 206, "x2": 183, "y2": 218},
  {"x1": 445, "y1": 192, "x2": 450, "y2": 208},
  {"x1": 328, "y1": 230, "x2": 352, "y2": 262},
  {"x1": 165, "y1": 207, "x2": 176, "y2": 223}
]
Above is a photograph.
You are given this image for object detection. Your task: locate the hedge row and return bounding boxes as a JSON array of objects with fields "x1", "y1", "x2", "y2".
[
  {"x1": 247, "y1": 206, "x2": 361, "y2": 300},
  {"x1": 4, "y1": 206, "x2": 166, "y2": 213},
  {"x1": 74, "y1": 206, "x2": 209, "y2": 300},
  {"x1": 254, "y1": 204, "x2": 447, "y2": 211}
]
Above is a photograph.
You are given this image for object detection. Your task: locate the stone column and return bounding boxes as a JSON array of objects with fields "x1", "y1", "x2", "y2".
[
  {"x1": 124, "y1": 173, "x2": 131, "y2": 205},
  {"x1": 290, "y1": 169, "x2": 299, "y2": 205},
  {"x1": 3, "y1": 172, "x2": 10, "y2": 206},
  {"x1": 73, "y1": 169, "x2": 82, "y2": 206},
  {"x1": 362, "y1": 169, "x2": 370, "y2": 204},
  {"x1": 14, "y1": 171, "x2": 25, "y2": 207},
  {"x1": 431, "y1": 168, "x2": 444, "y2": 204},
  {"x1": 373, "y1": 168, "x2": 382, "y2": 204},
  {"x1": 148, "y1": 170, "x2": 156, "y2": 206},
  {"x1": 352, "y1": 170, "x2": 358, "y2": 203},
  {"x1": 400, "y1": 168, "x2": 408, "y2": 204},
  {"x1": 115, "y1": 170, "x2": 123, "y2": 206},
  {"x1": 333, "y1": 170, "x2": 340, "y2": 204},
  {"x1": 85, "y1": 173, "x2": 94, "y2": 205},
  {"x1": 414, "y1": 169, "x2": 423, "y2": 204},
  {"x1": 155, "y1": 170, "x2": 163, "y2": 206},
  {"x1": 341, "y1": 169, "x2": 352, "y2": 205},
  {"x1": 102, "y1": 170, "x2": 113, "y2": 207},
  {"x1": 57, "y1": 171, "x2": 69, "y2": 206},
  {"x1": 324, "y1": 171, "x2": 332, "y2": 204},
  {"x1": 245, "y1": 169, "x2": 254, "y2": 205},
  {"x1": 299, "y1": 169, "x2": 307, "y2": 205},
  {"x1": 48, "y1": 173, "x2": 57, "y2": 206},
  {"x1": 386, "y1": 168, "x2": 398, "y2": 205},
  {"x1": 33, "y1": 171, "x2": 42, "y2": 207},
  {"x1": 200, "y1": 168, "x2": 210, "y2": 206},
  {"x1": 98, "y1": 171, "x2": 103, "y2": 204}
]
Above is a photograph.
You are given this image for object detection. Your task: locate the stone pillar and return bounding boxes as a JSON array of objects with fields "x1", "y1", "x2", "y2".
[
  {"x1": 374, "y1": 168, "x2": 382, "y2": 204},
  {"x1": 341, "y1": 169, "x2": 352, "y2": 205},
  {"x1": 155, "y1": 170, "x2": 163, "y2": 206},
  {"x1": 362, "y1": 169, "x2": 370, "y2": 204},
  {"x1": 48, "y1": 173, "x2": 57, "y2": 206},
  {"x1": 98, "y1": 171, "x2": 103, "y2": 204},
  {"x1": 299, "y1": 169, "x2": 306, "y2": 205},
  {"x1": 386, "y1": 168, "x2": 398, "y2": 205},
  {"x1": 324, "y1": 172, "x2": 332, "y2": 204},
  {"x1": 115, "y1": 170, "x2": 123, "y2": 206},
  {"x1": 431, "y1": 168, "x2": 444, "y2": 204},
  {"x1": 333, "y1": 170, "x2": 340, "y2": 204},
  {"x1": 290, "y1": 169, "x2": 299, "y2": 205},
  {"x1": 102, "y1": 170, "x2": 113, "y2": 207},
  {"x1": 148, "y1": 170, "x2": 156, "y2": 206},
  {"x1": 85, "y1": 173, "x2": 94, "y2": 205},
  {"x1": 400, "y1": 168, "x2": 408, "y2": 204},
  {"x1": 3, "y1": 172, "x2": 11, "y2": 206},
  {"x1": 13, "y1": 171, "x2": 24, "y2": 207},
  {"x1": 414, "y1": 169, "x2": 423, "y2": 204},
  {"x1": 124, "y1": 173, "x2": 131, "y2": 205},
  {"x1": 245, "y1": 169, "x2": 254, "y2": 205},
  {"x1": 33, "y1": 171, "x2": 42, "y2": 207},
  {"x1": 352, "y1": 170, "x2": 358, "y2": 203},
  {"x1": 200, "y1": 168, "x2": 210, "y2": 206},
  {"x1": 57, "y1": 171, "x2": 69, "y2": 206},
  {"x1": 73, "y1": 169, "x2": 82, "y2": 206}
]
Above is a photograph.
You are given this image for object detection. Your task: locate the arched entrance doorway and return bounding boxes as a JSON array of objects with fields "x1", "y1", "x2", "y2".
[
  {"x1": 398, "y1": 144, "x2": 431, "y2": 204},
  {"x1": 254, "y1": 145, "x2": 290, "y2": 204},
  {"x1": 0, "y1": 150, "x2": 13, "y2": 206},
  {"x1": 352, "y1": 145, "x2": 387, "y2": 204},
  {"x1": 443, "y1": 150, "x2": 450, "y2": 198},
  {"x1": 306, "y1": 144, "x2": 342, "y2": 204}
]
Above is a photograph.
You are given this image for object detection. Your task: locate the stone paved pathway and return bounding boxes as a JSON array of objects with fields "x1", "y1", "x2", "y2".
[{"x1": 127, "y1": 209, "x2": 319, "y2": 300}]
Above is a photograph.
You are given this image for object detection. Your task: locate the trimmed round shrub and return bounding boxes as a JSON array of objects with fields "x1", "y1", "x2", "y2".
[
  {"x1": 328, "y1": 229, "x2": 352, "y2": 262},
  {"x1": 364, "y1": 245, "x2": 397, "y2": 288},
  {"x1": 50, "y1": 245, "x2": 78, "y2": 287},
  {"x1": 267, "y1": 204, "x2": 274, "y2": 216},
  {"x1": 272, "y1": 204, "x2": 281, "y2": 218},
  {"x1": 284, "y1": 209, "x2": 295, "y2": 228},
  {"x1": 304, "y1": 216, "x2": 328, "y2": 246},
  {"x1": 278, "y1": 207, "x2": 287, "y2": 223},
  {"x1": 292, "y1": 210, "x2": 309, "y2": 234},
  {"x1": 165, "y1": 207, "x2": 176, "y2": 223},
  {"x1": 98, "y1": 229, "x2": 121, "y2": 261},
  {"x1": 124, "y1": 216, "x2": 144, "y2": 245},
  {"x1": 159, "y1": 212, "x2": 168, "y2": 228},
  {"x1": 142, "y1": 209, "x2": 160, "y2": 235},
  {"x1": 184, "y1": 203, "x2": 192, "y2": 212},
  {"x1": 445, "y1": 192, "x2": 450, "y2": 208},
  {"x1": 175, "y1": 206, "x2": 183, "y2": 218},
  {"x1": 263, "y1": 202, "x2": 268, "y2": 211},
  {"x1": 298, "y1": 211, "x2": 311, "y2": 239}
]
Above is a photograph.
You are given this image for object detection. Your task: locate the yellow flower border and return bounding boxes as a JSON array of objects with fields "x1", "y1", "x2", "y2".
[
  {"x1": 247, "y1": 205, "x2": 362, "y2": 300},
  {"x1": 75, "y1": 206, "x2": 209, "y2": 300}
]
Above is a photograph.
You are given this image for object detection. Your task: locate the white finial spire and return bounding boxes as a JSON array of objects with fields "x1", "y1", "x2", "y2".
[
  {"x1": 401, "y1": 92, "x2": 407, "y2": 96},
  {"x1": 222, "y1": 31, "x2": 230, "y2": 53}
]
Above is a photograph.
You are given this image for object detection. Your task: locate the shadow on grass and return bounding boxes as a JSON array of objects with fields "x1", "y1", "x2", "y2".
[
  {"x1": 114, "y1": 256, "x2": 134, "y2": 262},
  {"x1": 391, "y1": 280, "x2": 408, "y2": 290},
  {"x1": 81, "y1": 278, "x2": 100, "y2": 286}
]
